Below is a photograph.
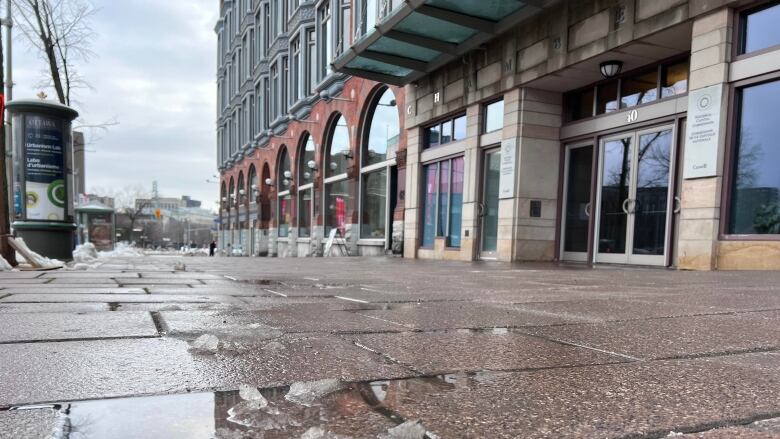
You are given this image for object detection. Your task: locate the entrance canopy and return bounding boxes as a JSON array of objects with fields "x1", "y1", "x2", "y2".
[{"x1": 333, "y1": 0, "x2": 555, "y2": 86}]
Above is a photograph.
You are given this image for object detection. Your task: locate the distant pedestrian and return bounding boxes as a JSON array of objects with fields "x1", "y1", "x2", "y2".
[
  {"x1": 209, "y1": 240, "x2": 217, "y2": 257},
  {"x1": 226, "y1": 243, "x2": 231, "y2": 257}
]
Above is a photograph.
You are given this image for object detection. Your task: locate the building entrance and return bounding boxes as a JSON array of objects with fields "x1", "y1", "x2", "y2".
[{"x1": 594, "y1": 125, "x2": 676, "y2": 266}]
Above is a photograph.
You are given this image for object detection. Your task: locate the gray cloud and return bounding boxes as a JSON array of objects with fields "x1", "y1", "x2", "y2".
[{"x1": 13, "y1": 0, "x2": 219, "y2": 209}]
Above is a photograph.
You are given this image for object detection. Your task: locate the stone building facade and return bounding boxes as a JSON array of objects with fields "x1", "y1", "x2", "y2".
[{"x1": 329, "y1": 0, "x2": 780, "y2": 270}]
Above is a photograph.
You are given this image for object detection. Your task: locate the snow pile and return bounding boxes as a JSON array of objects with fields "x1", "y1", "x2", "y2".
[
  {"x1": 0, "y1": 255, "x2": 15, "y2": 271},
  {"x1": 13, "y1": 237, "x2": 64, "y2": 269},
  {"x1": 238, "y1": 385, "x2": 269, "y2": 408},
  {"x1": 72, "y1": 243, "x2": 99, "y2": 263},
  {"x1": 227, "y1": 384, "x2": 299, "y2": 430},
  {"x1": 98, "y1": 242, "x2": 144, "y2": 258},
  {"x1": 285, "y1": 379, "x2": 344, "y2": 406}
]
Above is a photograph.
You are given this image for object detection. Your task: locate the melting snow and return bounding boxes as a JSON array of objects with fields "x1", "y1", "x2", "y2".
[
  {"x1": 190, "y1": 334, "x2": 219, "y2": 353},
  {"x1": 285, "y1": 379, "x2": 344, "y2": 407}
]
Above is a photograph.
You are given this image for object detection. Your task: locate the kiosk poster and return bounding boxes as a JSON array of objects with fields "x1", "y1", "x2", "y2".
[{"x1": 25, "y1": 115, "x2": 66, "y2": 220}]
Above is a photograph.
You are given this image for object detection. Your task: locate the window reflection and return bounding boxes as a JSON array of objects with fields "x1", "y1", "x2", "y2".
[
  {"x1": 484, "y1": 99, "x2": 504, "y2": 133},
  {"x1": 596, "y1": 81, "x2": 619, "y2": 115},
  {"x1": 364, "y1": 89, "x2": 399, "y2": 166},
  {"x1": 742, "y1": 3, "x2": 780, "y2": 54},
  {"x1": 621, "y1": 70, "x2": 658, "y2": 108},
  {"x1": 327, "y1": 115, "x2": 350, "y2": 176},
  {"x1": 729, "y1": 79, "x2": 780, "y2": 234}
]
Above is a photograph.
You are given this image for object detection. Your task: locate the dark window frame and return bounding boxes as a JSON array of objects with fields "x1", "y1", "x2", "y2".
[
  {"x1": 418, "y1": 154, "x2": 465, "y2": 249},
  {"x1": 720, "y1": 70, "x2": 780, "y2": 240},
  {"x1": 563, "y1": 55, "x2": 690, "y2": 123},
  {"x1": 482, "y1": 98, "x2": 505, "y2": 134},
  {"x1": 736, "y1": 0, "x2": 780, "y2": 58},
  {"x1": 422, "y1": 112, "x2": 467, "y2": 149}
]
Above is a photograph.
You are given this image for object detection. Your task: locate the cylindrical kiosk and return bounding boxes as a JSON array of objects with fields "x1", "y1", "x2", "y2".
[{"x1": 7, "y1": 99, "x2": 79, "y2": 261}]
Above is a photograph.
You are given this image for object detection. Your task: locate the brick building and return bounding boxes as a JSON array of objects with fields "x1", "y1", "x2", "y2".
[{"x1": 219, "y1": 0, "x2": 780, "y2": 270}]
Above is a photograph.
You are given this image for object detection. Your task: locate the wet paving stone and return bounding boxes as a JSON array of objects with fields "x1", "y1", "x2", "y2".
[
  {"x1": 0, "y1": 303, "x2": 110, "y2": 313},
  {"x1": 352, "y1": 329, "x2": 629, "y2": 374},
  {"x1": 675, "y1": 418, "x2": 780, "y2": 438},
  {"x1": 114, "y1": 302, "x2": 243, "y2": 312},
  {"x1": 0, "y1": 406, "x2": 65, "y2": 439},
  {"x1": 0, "y1": 311, "x2": 158, "y2": 343},
  {"x1": 510, "y1": 298, "x2": 724, "y2": 323},
  {"x1": 0, "y1": 336, "x2": 412, "y2": 408},
  {"x1": 374, "y1": 353, "x2": 780, "y2": 439},
  {"x1": 0, "y1": 293, "x2": 242, "y2": 304},
  {"x1": 145, "y1": 286, "x2": 274, "y2": 296},
  {"x1": 0, "y1": 287, "x2": 147, "y2": 295},
  {"x1": 160, "y1": 309, "x2": 406, "y2": 335},
  {"x1": 355, "y1": 302, "x2": 574, "y2": 330},
  {"x1": 523, "y1": 311, "x2": 780, "y2": 360}
]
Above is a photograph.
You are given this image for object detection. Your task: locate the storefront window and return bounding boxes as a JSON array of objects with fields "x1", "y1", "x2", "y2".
[
  {"x1": 360, "y1": 88, "x2": 399, "y2": 240},
  {"x1": 298, "y1": 134, "x2": 315, "y2": 238},
  {"x1": 361, "y1": 169, "x2": 387, "y2": 239},
  {"x1": 325, "y1": 179, "x2": 352, "y2": 236},
  {"x1": 325, "y1": 114, "x2": 352, "y2": 236},
  {"x1": 484, "y1": 99, "x2": 504, "y2": 133},
  {"x1": 741, "y1": 2, "x2": 780, "y2": 54},
  {"x1": 277, "y1": 148, "x2": 291, "y2": 237},
  {"x1": 567, "y1": 87, "x2": 595, "y2": 121},
  {"x1": 728, "y1": 79, "x2": 780, "y2": 235},
  {"x1": 327, "y1": 115, "x2": 350, "y2": 176},
  {"x1": 596, "y1": 81, "x2": 619, "y2": 115},
  {"x1": 620, "y1": 70, "x2": 658, "y2": 108},
  {"x1": 661, "y1": 59, "x2": 689, "y2": 98},
  {"x1": 420, "y1": 157, "x2": 464, "y2": 248}
]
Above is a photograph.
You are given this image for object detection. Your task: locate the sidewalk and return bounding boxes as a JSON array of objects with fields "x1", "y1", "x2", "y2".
[{"x1": 1, "y1": 256, "x2": 780, "y2": 438}]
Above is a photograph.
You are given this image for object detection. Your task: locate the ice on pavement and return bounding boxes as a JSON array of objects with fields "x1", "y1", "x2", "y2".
[
  {"x1": 262, "y1": 340, "x2": 286, "y2": 351},
  {"x1": 239, "y1": 385, "x2": 268, "y2": 408},
  {"x1": 379, "y1": 420, "x2": 427, "y2": 439},
  {"x1": 190, "y1": 334, "x2": 219, "y2": 353},
  {"x1": 285, "y1": 379, "x2": 344, "y2": 406},
  {"x1": 300, "y1": 426, "x2": 353, "y2": 439}
]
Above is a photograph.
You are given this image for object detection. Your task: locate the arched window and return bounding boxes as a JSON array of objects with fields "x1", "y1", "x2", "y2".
[
  {"x1": 360, "y1": 87, "x2": 399, "y2": 240},
  {"x1": 324, "y1": 114, "x2": 351, "y2": 236},
  {"x1": 228, "y1": 178, "x2": 235, "y2": 210},
  {"x1": 247, "y1": 165, "x2": 257, "y2": 206},
  {"x1": 297, "y1": 133, "x2": 316, "y2": 238},
  {"x1": 220, "y1": 182, "x2": 227, "y2": 211},
  {"x1": 237, "y1": 172, "x2": 245, "y2": 206},
  {"x1": 261, "y1": 163, "x2": 271, "y2": 223},
  {"x1": 277, "y1": 147, "x2": 292, "y2": 237}
]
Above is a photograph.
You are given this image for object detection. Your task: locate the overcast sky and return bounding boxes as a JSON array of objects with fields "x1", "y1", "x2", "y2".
[{"x1": 13, "y1": 0, "x2": 219, "y2": 211}]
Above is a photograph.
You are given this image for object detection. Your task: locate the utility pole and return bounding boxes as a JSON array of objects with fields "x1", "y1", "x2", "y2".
[{"x1": 0, "y1": 0, "x2": 14, "y2": 265}]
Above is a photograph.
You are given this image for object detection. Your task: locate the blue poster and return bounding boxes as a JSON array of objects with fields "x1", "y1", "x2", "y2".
[{"x1": 24, "y1": 115, "x2": 66, "y2": 220}]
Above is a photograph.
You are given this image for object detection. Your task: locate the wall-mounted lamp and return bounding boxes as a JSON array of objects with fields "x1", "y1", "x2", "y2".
[
  {"x1": 264, "y1": 178, "x2": 274, "y2": 186},
  {"x1": 599, "y1": 60, "x2": 623, "y2": 78},
  {"x1": 283, "y1": 170, "x2": 292, "y2": 179},
  {"x1": 239, "y1": 189, "x2": 245, "y2": 195},
  {"x1": 221, "y1": 197, "x2": 227, "y2": 201},
  {"x1": 329, "y1": 162, "x2": 338, "y2": 171},
  {"x1": 303, "y1": 171, "x2": 312, "y2": 180},
  {"x1": 319, "y1": 90, "x2": 354, "y2": 103},
  {"x1": 307, "y1": 160, "x2": 317, "y2": 170},
  {"x1": 283, "y1": 179, "x2": 291, "y2": 187},
  {"x1": 287, "y1": 114, "x2": 317, "y2": 124},
  {"x1": 339, "y1": 149, "x2": 354, "y2": 159}
]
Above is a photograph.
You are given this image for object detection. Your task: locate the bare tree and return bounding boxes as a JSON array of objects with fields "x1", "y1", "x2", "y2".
[
  {"x1": 13, "y1": 0, "x2": 97, "y2": 106},
  {"x1": 92, "y1": 185, "x2": 151, "y2": 243}
]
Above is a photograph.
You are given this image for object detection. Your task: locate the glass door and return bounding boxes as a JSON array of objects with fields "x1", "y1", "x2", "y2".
[
  {"x1": 561, "y1": 143, "x2": 594, "y2": 262},
  {"x1": 479, "y1": 148, "x2": 501, "y2": 259},
  {"x1": 594, "y1": 125, "x2": 675, "y2": 266}
]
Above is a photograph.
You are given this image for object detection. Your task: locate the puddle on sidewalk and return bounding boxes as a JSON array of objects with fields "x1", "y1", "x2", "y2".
[{"x1": 11, "y1": 374, "x2": 499, "y2": 438}]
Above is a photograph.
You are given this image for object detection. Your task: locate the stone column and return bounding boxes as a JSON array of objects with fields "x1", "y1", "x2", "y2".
[
  {"x1": 402, "y1": 125, "x2": 421, "y2": 259},
  {"x1": 678, "y1": 8, "x2": 732, "y2": 271},
  {"x1": 505, "y1": 88, "x2": 562, "y2": 262}
]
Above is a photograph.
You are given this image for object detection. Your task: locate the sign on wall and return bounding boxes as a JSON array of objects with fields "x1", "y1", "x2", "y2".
[
  {"x1": 24, "y1": 115, "x2": 66, "y2": 220},
  {"x1": 683, "y1": 84, "x2": 723, "y2": 179},
  {"x1": 499, "y1": 138, "x2": 517, "y2": 199}
]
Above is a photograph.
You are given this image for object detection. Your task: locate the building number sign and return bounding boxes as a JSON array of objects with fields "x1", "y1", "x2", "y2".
[{"x1": 626, "y1": 109, "x2": 638, "y2": 123}]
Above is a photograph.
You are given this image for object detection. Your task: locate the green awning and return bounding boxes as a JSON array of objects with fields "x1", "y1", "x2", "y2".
[{"x1": 333, "y1": 0, "x2": 547, "y2": 85}]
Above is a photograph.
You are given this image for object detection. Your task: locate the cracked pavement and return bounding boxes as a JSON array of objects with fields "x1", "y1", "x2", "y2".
[{"x1": 1, "y1": 255, "x2": 780, "y2": 438}]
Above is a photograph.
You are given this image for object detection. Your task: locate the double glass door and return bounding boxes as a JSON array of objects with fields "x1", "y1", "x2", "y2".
[{"x1": 595, "y1": 125, "x2": 675, "y2": 266}]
